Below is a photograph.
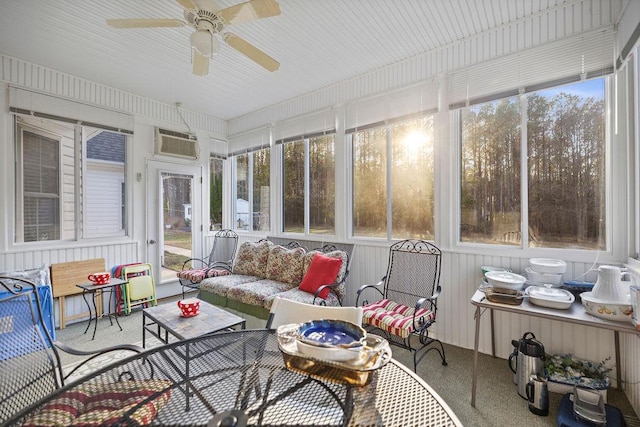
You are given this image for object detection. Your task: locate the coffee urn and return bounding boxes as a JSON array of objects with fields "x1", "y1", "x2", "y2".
[{"x1": 508, "y1": 332, "x2": 545, "y2": 399}]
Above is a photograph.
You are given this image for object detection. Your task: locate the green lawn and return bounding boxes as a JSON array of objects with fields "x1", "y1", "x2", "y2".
[
  {"x1": 164, "y1": 229, "x2": 192, "y2": 250},
  {"x1": 164, "y1": 251, "x2": 189, "y2": 272}
]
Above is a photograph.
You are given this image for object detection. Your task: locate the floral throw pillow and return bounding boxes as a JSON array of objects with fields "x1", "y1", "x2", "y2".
[
  {"x1": 232, "y1": 241, "x2": 272, "y2": 278},
  {"x1": 265, "y1": 245, "x2": 306, "y2": 286}
]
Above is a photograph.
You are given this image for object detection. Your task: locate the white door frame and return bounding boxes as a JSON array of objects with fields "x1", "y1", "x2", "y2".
[{"x1": 146, "y1": 159, "x2": 203, "y2": 285}]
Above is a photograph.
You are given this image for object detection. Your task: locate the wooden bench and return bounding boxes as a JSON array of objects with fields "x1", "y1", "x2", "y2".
[{"x1": 50, "y1": 258, "x2": 106, "y2": 329}]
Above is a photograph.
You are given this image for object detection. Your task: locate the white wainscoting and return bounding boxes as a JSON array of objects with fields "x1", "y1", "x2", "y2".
[{"x1": 0, "y1": 241, "x2": 139, "y2": 327}]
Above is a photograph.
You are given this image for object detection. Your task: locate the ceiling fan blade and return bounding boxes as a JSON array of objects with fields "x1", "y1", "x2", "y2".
[
  {"x1": 176, "y1": 0, "x2": 197, "y2": 10},
  {"x1": 106, "y1": 19, "x2": 186, "y2": 29},
  {"x1": 193, "y1": 51, "x2": 210, "y2": 76},
  {"x1": 219, "y1": 0, "x2": 280, "y2": 25},
  {"x1": 223, "y1": 33, "x2": 279, "y2": 71}
]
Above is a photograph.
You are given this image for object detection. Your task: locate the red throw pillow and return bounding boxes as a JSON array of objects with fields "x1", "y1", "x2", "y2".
[{"x1": 298, "y1": 253, "x2": 343, "y2": 299}]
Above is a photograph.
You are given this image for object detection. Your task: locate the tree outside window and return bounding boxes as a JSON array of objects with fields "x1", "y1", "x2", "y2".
[
  {"x1": 460, "y1": 78, "x2": 606, "y2": 249},
  {"x1": 234, "y1": 148, "x2": 270, "y2": 232},
  {"x1": 283, "y1": 134, "x2": 335, "y2": 234},
  {"x1": 352, "y1": 116, "x2": 435, "y2": 239},
  {"x1": 209, "y1": 156, "x2": 223, "y2": 231}
]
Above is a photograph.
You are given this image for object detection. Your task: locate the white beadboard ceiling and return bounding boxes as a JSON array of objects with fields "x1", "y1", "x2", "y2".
[{"x1": 0, "y1": 0, "x2": 615, "y2": 121}]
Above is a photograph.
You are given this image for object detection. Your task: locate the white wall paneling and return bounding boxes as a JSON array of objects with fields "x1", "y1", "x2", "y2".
[
  {"x1": 1, "y1": 54, "x2": 227, "y2": 138},
  {"x1": 0, "y1": 241, "x2": 138, "y2": 327}
]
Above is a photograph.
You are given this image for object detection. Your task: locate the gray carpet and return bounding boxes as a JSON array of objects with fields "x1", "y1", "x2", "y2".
[{"x1": 56, "y1": 298, "x2": 640, "y2": 427}]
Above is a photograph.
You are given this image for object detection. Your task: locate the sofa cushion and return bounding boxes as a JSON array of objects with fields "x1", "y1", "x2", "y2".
[
  {"x1": 303, "y1": 249, "x2": 348, "y2": 299},
  {"x1": 22, "y1": 379, "x2": 172, "y2": 427},
  {"x1": 176, "y1": 267, "x2": 231, "y2": 284},
  {"x1": 227, "y1": 279, "x2": 295, "y2": 307},
  {"x1": 232, "y1": 241, "x2": 272, "y2": 277},
  {"x1": 263, "y1": 287, "x2": 340, "y2": 310},
  {"x1": 265, "y1": 245, "x2": 306, "y2": 286},
  {"x1": 298, "y1": 253, "x2": 343, "y2": 299},
  {"x1": 200, "y1": 274, "x2": 260, "y2": 297}
]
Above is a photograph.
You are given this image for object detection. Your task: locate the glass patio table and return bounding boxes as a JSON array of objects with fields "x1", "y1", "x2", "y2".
[{"x1": 5, "y1": 329, "x2": 462, "y2": 426}]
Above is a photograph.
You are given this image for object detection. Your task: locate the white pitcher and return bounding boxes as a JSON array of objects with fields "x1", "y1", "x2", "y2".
[{"x1": 592, "y1": 265, "x2": 631, "y2": 302}]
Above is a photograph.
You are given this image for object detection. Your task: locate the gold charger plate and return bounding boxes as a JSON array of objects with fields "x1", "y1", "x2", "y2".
[{"x1": 276, "y1": 324, "x2": 392, "y2": 386}]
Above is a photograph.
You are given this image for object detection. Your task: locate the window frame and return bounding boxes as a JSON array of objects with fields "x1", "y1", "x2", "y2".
[
  {"x1": 348, "y1": 114, "x2": 436, "y2": 241},
  {"x1": 12, "y1": 114, "x2": 131, "y2": 246},
  {"x1": 15, "y1": 123, "x2": 63, "y2": 243},
  {"x1": 281, "y1": 133, "x2": 337, "y2": 236},
  {"x1": 231, "y1": 147, "x2": 271, "y2": 233},
  {"x1": 209, "y1": 154, "x2": 225, "y2": 232},
  {"x1": 454, "y1": 76, "x2": 617, "y2": 256}
]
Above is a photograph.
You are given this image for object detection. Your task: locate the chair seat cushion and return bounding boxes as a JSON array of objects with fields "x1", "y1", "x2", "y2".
[
  {"x1": 22, "y1": 379, "x2": 172, "y2": 426},
  {"x1": 176, "y1": 268, "x2": 231, "y2": 284},
  {"x1": 362, "y1": 299, "x2": 434, "y2": 339}
]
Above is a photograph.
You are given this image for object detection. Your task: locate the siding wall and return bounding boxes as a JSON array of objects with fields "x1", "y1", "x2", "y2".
[{"x1": 0, "y1": 242, "x2": 138, "y2": 326}]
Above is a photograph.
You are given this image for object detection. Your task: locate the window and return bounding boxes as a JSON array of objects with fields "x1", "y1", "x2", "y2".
[
  {"x1": 352, "y1": 116, "x2": 435, "y2": 239},
  {"x1": 460, "y1": 98, "x2": 521, "y2": 245},
  {"x1": 18, "y1": 126, "x2": 61, "y2": 242},
  {"x1": 459, "y1": 78, "x2": 607, "y2": 250},
  {"x1": 14, "y1": 115, "x2": 128, "y2": 243},
  {"x1": 210, "y1": 156, "x2": 224, "y2": 230},
  {"x1": 84, "y1": 126, "x2": 127, "y2": 238},
  {"x1": 282, "y1": 134, "x2": 335, "y2": 234},
  {"x1": 233, "y1": 148, "x2": 270, "y2": 231}
]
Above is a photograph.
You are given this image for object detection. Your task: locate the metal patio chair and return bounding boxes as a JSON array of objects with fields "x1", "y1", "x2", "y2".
[
  {"x1": 0, "y1": 276, "x2": 142, "y2": 424},
  {"x1": 177, "y1": 229, "x2": 238, "y2": 298},
  {"x1": 355, "y1": 239, "x2": 447, "y2": 371}
]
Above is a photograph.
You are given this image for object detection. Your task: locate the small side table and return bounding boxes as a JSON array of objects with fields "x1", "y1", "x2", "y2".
[{"x1": 77, "y1": 278, "x2": 127, "y2": 340}]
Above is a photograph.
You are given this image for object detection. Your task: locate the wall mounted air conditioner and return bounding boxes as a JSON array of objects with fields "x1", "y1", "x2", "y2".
[{"x1": 155, "y1": 127, "x2": 199, "y2": 160}]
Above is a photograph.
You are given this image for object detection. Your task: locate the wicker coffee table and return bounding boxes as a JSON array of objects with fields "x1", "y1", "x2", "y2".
[{"x1": 142, "y1": 299, "x2": 246, "y2": 348}]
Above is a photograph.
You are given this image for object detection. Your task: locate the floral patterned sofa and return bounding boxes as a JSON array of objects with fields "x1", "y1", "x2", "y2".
[{"x1": 198, "y1": 238, "x2": 354, "y2": 321}]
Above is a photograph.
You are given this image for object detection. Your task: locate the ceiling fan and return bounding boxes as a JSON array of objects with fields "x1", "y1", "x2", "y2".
[{"x1": 106, "y1": 0, "x2": 280, "y2": 76}]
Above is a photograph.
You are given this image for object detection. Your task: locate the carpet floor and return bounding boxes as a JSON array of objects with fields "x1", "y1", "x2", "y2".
[{"x1": 56, "y1": 298, "x2": 640, "y2": 427}]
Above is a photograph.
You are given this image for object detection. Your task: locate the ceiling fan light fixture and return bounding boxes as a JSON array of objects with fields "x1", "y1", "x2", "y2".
[{"x1": 190, "y1": 30, "x2": 218, "y2": 57}]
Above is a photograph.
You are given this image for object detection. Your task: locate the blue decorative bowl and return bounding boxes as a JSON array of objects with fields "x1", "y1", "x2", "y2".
[{"x1": 296, "y1": 319, "x2": 366, "y2": 361}]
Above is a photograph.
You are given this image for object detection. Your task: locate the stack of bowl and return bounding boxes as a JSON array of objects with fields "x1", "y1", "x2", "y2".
[{"x1": 526, "y1": 258, "x2": 567, "y2": 287}]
